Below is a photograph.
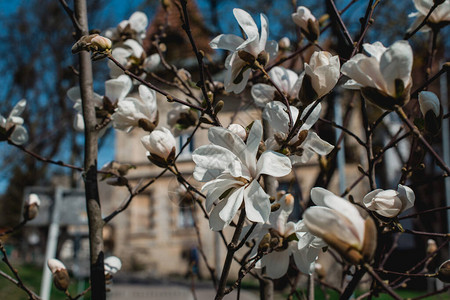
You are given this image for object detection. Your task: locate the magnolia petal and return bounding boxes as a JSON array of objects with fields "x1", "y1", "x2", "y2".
[
  {"x1": 302, "y1": 132, "x2": 334, "y2": 156},
  {"x1": 293, "y1": 246, "x2": 319, "y2": 274},
  {"x1": 67, "y1": 87, "x2": 81, "y2": 103},
  {"x1": 269, "y1": 66, "x2": 298, "y2": 96},
  {"x1": 303, "y1": 207, "x2": 362, "y2": 249},
  {"x1": 245, "y1": 120, "x2": 263, "y2": 174},
  {"x1": 397, "y1": 184, "x2": 415, "y2": 212},
  {"x1": 244, "y1": 180, "x2": 270, "y2": 223},
  {"x1": 10, "y1": 126, "x2": 28, "y2": 145},
  {"x1": 209, "y1": 200, "x2": 228, "y2": 231},
  {"x1": 203, "y1": 176, "x2": 244, "y2": 212},
  {"x1": 10, "y1": 99, "x2": 27, "y2": 117},
  {"x1": 105, "y1": 75, "x2": 132, "y2": 103},
  {"x1": 233, "y1": 8, "x2": 259, "y2": 49},
  {"x1": 261, "y1": 251, "x2": 290, "y2": 279},
  {"x1": 129, "y1": 11, "x2": 148, "y2": 32},
  {"x1": 341, "y1": 54, "x2": 379, "y2": 90},
  {"x1": 138, "y1": 85, "x2": 158, "y2": 121},
  {"x1": 192, "y1": 145, "x2": 238, "y2": 181},
  {"x1": 363, "y1": 41, "x2": 386, "y2": 61},
  {"x1": 380, "y1": 40, "x2": 413, "y2": 96},
  {"x1": 265, "y1": 40, "x2": 279, "y2": 58},
  {"x1": 419, "y1": 91, "x2": 440, "y2": 116},
  {"x1": 262, "y1": 101, "x2": 299, "y2": 134},
  {"x1": 258, "y1": 14, "x2": 269, "y2": 54},
  {"x1": 300, "y1": 102, "x2": 322, "y2": 131},
  {"x1": 210, "y1": 34, "x2": 245, "y2": 51},
  {"x1": 256, "y1": 150, "x2": 291, "y2": 178},
  {"x1": 251, "y1": 84, "x2": 276, "y2": 107},
  {"x1": 219, "y1": 186, "x2": 245, "y2": 224},
  {"x1": 123, "y1": 39, "x2": 144, "y2": 58}
]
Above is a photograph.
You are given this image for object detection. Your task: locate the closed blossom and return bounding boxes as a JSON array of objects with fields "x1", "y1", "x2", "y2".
[
  {"x1": 362, "y1": 184, "x2": 415, "y2": 218},
  {"x1": 141, "y1": 127, "x2": 176, "y2": 161},
  {"x1": 0, "y1": 99, "x2": 28, "y2": 145}
]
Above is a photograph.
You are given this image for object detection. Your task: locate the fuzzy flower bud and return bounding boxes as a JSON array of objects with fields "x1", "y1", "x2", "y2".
[
  {"x1": 23, "y1": 193, "x2": 41, "y2": 221},
  {"x1": 362, "y1": 184, "x2": 415, "y2": 218},
  {"x1": 227, "y1": 124, "x2": 247, "y2": 141},
  {"x1": 278, "y1": 37, "x2": 291, "y2": 50},
  {"x1": 47, "y1": 259, "x2": 70, "y2": 291},
  {"x1": 141, "y1": 127, "x2": 176, "y2": 166},
  {"x1": 91, "y1": 35, "x2": 112, "y2": 51}
]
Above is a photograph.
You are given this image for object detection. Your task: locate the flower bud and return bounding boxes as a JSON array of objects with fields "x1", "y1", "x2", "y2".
[
  {"x1": 419, "y1": 91, "x2": 440, "y2": 117},
  {"x1": 227, "y1": 124, "x2": 247, "y2": 141},
  {"x1": 362, "y1": 184, "x2": 415, "y2": 218},
  {"x1": 91, "y1": 35, "x2": 112, "y2": 51},
  {"x1": 427, "y1": 239, "x2": 437, "y2": 255},
  {"x1": 437, "y1": 260, "x2": 450, "y2": 283},
  {"x1": 23, "y1": 194, "x2": 41, "y2": 221},
  {"x1": 278, "y1": 37, "x2": 290, "y2": 50},
  {"x1": 47, "y1": 259, "x2": 70, "y2": 291},
  {"x1": 141, "y1": 127, "x2": 176, "y2": 166},
  {"x1": 292, "y1": 6, "x2": 320, "y2": 41},
  {"x1": 104, "y1": 256, "x2": 122, "y2": 276}
]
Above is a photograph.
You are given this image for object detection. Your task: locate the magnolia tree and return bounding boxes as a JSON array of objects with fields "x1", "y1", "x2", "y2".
[{"x1": 0, "y1": 0, "x2": 450, "y2": 299}]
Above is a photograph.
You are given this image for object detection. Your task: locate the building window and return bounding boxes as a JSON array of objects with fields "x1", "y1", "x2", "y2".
[
  {"x1": 176, "y1": 134, "x2": 194, "y2": 161},
  {"x1": 178, "y1": 205, "x2": 195, "y2": 228}
]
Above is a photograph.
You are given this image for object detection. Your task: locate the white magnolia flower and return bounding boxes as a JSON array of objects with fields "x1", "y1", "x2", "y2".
[
  {"x1": 107, "y1": 39, "x2": 145, "y2": 78},
  {"x1": 192, "y1": 120, "x2": 291, "y2": 230},
  {"x1": 362, "y1": 184, "x2": 415, "y2": 218},
  {"x1": 419, "y1": 91, "x2": 440, "y2": 116},
  {"x1": 0, "y1": 99, "x2": 28, "y2": 145},
  {"x1": 104, "y1": 11, "x2": 148, "y2": 43},
  {"x1": 227, "y1": 124, "x2": 247, "y2": 141},
  {"x1": 210, "y1": 8, "x2": 278, "y2": 94},
  {"x1": 67, "y1": 75, "x2": 132, "y2": 132},
  {"x1": 111, "y1": 85, "x2": 158, "y2": 132},
  {"x1": 303, "y1": 188, "x2": 377, "y2": 264},
  {"x1": 167, "y1": 104, "x2": 198, "y2": 136},
  {"x1": 247, "y1": 194, "x2": 325, "y2": 278},
  {"x1": 292, "y1": 6, "x2": 320, "y2": 41},
  {"x1": 262, "y1": 101, "x2": 334, "y2": 165},
  {"x1": 141, "y1": 127, "x2": 177, "y2": 161},
  {"x1": 278, "y1": 37, "x2": 291, "y2": 50},
  {"x1": 47, "y1": 258, "x2": 66, "y2": 274},
  {"x1": 408, "y1": 0, "x2": 450, "y2": 32},
  {"x1": 297, "y1": 51, "x2": 340, "y2": 104},
  {"x1": 341, "y1": 40, "x2": 413, "y2": 110},
  {"x1": 104, "y1": 256, "x2": 122, "y2": 275},
  {"x1": 26, "y1": 194, "x2": 41, "y2": 206},
  {"x1": 251, "y1": 66, "x2": 301, "y2": 107}
]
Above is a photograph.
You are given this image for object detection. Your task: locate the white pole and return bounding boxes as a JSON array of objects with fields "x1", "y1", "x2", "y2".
[
  {"x1": 334, "y1": 95, "x2": 347, "y2": 194},
  {"x1": 40, "y1": 187, "x2": 63, "y2": 300},
  {"x1": 440, "y1": 64, "x2": 450, "y2": 257}
]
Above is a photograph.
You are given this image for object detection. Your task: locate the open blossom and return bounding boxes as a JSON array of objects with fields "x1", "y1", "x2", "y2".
[
  {"x1": 210, "y1": 8, "x2": 278, "y2": 94},
  {"x1": 247, "y1": 194, "x2": 325, "y2": 278},
  {"x1": 167, "y1": 104, "x2": 199, "y2": 136},
  {"x1": 107, "y1": 39, "x2": 160, "y2": 79},
  {"x1": 303, "y1": 188, "x2": 377, "y2": 264},
  {"x1": 0, "y1": 99, "x2": 28, "y2": 145},
  {"x1": 104, "y1": 11, "x2": 148, "y2": 43},
  {"x1": 227, "y1": 124, "x2": 247, "y2": 141},
  {"x1": 341, "y1": 40, "x2": 413, "y2": 110},
  {"x1": 251, "y1": 66, "x2": 301, "y2": 107},
  {"x1": 141, "y1": 127, "x2": 176, "y2": 165},
  {"x1": 292, "y1": 6, "x2": 320, "y2": 41},
  {"x1": 111, "y1": 85, "x2": 158, "y2": 132},
  {"x1": 192, "y1": 120, "x2": 291, "y2": 231},
  {"x1": 67, "y1": 75, "x2": 132, "y2": 132},
  {"x1": 262, "y1": 101, "x2": 333, "y2": 165},
  {"x1": 362, "y1": 184, "x2": 415, "y2": 218},
  {"x1": 408, "y1": 0, "x2": 450, "y2": 32}
]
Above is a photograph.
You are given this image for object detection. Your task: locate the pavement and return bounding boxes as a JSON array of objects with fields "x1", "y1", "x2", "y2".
[{"x1": 107, "y1": 283, "x2": 258, "y2": 300}]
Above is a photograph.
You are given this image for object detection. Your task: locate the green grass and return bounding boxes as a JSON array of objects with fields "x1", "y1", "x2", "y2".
[{"x1": 0, "y1": 263, "x2": 89, "y2": 300}]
